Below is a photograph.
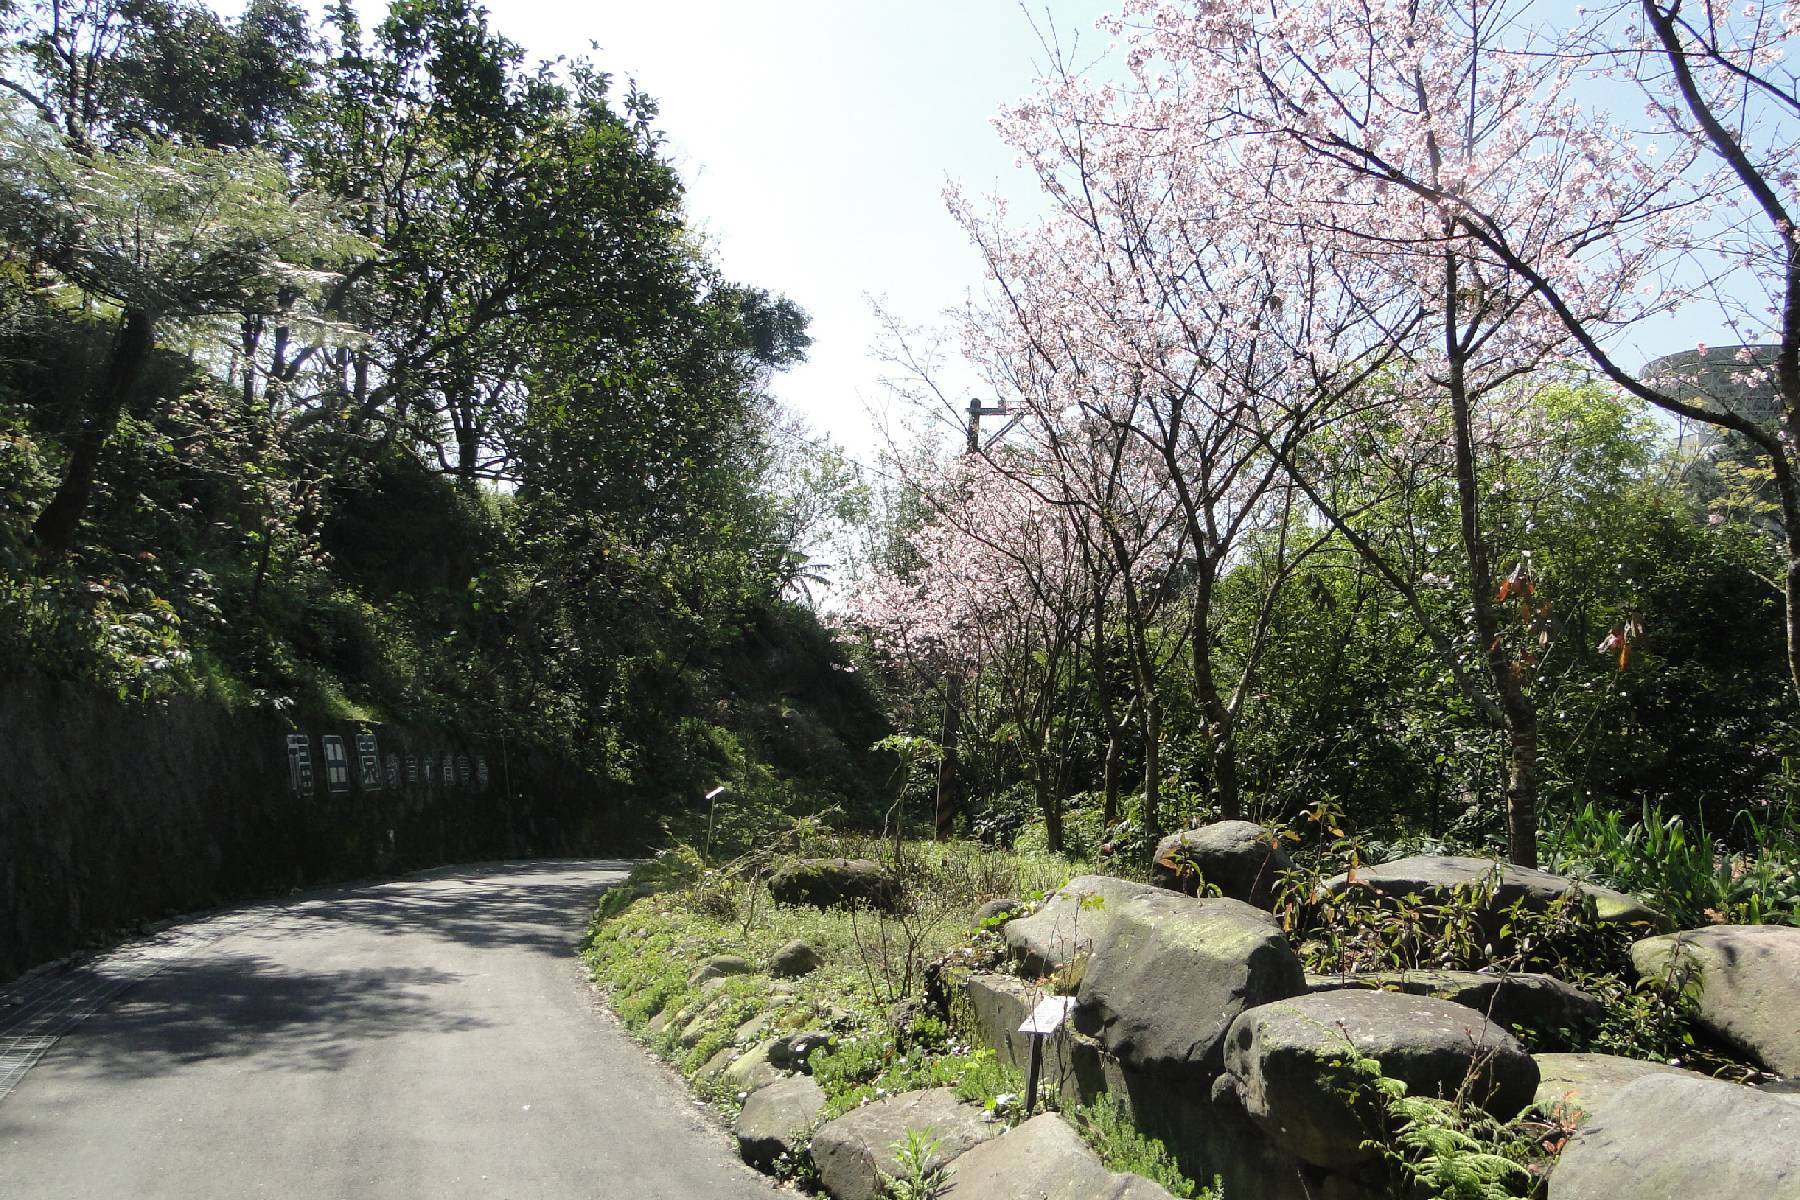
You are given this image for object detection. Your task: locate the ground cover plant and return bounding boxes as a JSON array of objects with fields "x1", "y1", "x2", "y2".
[{"x1": 583, "y1": 832, "x2": 1229, "y2": 1194}]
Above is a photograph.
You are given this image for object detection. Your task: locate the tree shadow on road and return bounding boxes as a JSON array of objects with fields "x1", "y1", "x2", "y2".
[
  {"x1": 40, "y1": 954, "x2": 485, "y2": 1081},
  {"x1": 256, "y1": 860, "x2": 634, "y2": 958}
]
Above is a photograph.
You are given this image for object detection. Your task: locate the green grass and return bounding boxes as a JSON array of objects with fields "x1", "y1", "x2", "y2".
[{"x1": 583, "y1": 836, "x2": 1078, "y2": 1127}]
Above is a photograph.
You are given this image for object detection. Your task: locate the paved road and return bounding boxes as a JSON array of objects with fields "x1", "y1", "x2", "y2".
[{"x1": 0, "y1": 861, "x2": 787, "y2": 1199}]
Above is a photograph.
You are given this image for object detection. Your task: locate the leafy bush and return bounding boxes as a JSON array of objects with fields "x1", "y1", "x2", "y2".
[
  {"x1": 1544, "y1": 799, "x2": 1800, "y2": 927},
  {"x1": 1069, "y1": 1096, "x2": 1216, "y2": 1199}
]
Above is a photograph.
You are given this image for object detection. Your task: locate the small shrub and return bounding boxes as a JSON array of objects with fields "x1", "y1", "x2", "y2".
[
  {"x1": 1069, "y1": 1095, "x2": 1215, "y2": 1199},
  {"x1": 880, "y1": 1129, "x2": 950, "y2": 1200}
]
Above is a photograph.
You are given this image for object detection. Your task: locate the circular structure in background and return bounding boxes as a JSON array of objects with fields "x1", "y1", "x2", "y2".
[{"x1": 1642, "y1": 344, "x2": 1782, "y2": 449}]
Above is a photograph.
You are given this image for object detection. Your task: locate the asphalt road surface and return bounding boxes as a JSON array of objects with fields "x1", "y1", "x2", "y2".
[{"x1": 0, "y1": 860, "x2": 788, "y2": 1199}]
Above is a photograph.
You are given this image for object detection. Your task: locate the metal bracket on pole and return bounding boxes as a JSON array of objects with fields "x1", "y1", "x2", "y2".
[{"x1": 966, "y1": 398, "x2": 1008, "y2": 455}]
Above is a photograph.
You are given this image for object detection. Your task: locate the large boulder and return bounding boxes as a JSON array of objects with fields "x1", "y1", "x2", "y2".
[
  {"x1": 1324, "y1": 855, "x2": 1664, "y2": 929},
  {"x1": 735, "y1": 1073, "x2": 826, "y2": 1170},
  {"x1": 1222, "y1": 989, "x2": 1538, "y2": 1170},
  {"x1": 1151, "y1": 821, "x2": 1293, "y2": 908},
  {"x1": 1548, "y1": 1072, "x2": 1800, "y2": 1199},
  {"x1": 1004, "y1": 875, "x2": 1157, "y2": 977},
  {"x1": 689, "y1": 954, "x2": 753, "y2": 985},
  {"x1": 769, "y1": 939, "x2": 823, "y2": 978},
  {"x1": 941, "y1": 1112, "x2": 1179, "y2": 1199},
  {"x1": 725, "y1": 1039, "x2": 786, "y2": 1093},
  {"x1": 809, "y1": 1087, "x2": 999, "y2": 1200},
  {"x1": 1629, "y1": 924, "x2": 1800, "y2": 1075},
  {"x1": 768, "y1": 858, "x2": 902, "y2": 912},
  {"x1": 1530, "y1": 1053, "x2": 1698, "y2": 1123},
  {"x1": 1305, "y1": 970, "x2": 1605, "y2": 1040},
  {"x1": 1075, "y1": 889, "x2": 1306, "y2": 1083}
]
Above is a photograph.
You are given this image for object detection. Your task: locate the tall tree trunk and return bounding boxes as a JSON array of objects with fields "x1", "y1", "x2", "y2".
[
  {"x1": 33, "y1": 309, "x2": 154, "y2": 572},
  {"x1": 1091, "y1": 581, "x2": 1122, "y2": 827},
  {"x1": 1033, "y1": 757, "x2": 1063, "y2": 854},
  {"x1": 1191, "y1": 569, "x2": 1242, "y2": 820},
  {"x1": 935, "y1": 675, "x2": 963, "y2": 840},
  {"x1": 1141, "y1": 691, "x2": 1162, "y2": 847},
  {"x1": 1503, "y1": 709, "x2": 1539, "y2": 870},
  {"x1": 1101, "y1": 733, "x2": 1120, "y2": 829},
  {"x1": 1443, "y1": 249, "x2": 1540, "y2": 868}
]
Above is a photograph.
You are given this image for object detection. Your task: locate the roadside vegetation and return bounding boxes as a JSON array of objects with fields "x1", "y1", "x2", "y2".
[{"x1": 584, "y1": 830, "x2": 1227, "y2": 1192}]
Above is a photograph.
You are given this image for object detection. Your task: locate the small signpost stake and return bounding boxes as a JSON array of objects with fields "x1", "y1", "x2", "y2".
[
  {"x1": 703, "y1": 785, "x2": 728, "y2": 863},
  {"x1": 1017, "y1": 995, "x2": 1076, "y2": 1114}
]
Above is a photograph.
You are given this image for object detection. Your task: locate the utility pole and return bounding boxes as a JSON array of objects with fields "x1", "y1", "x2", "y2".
[{"x1": 937, "y1": 398, "x2": 1010, "y2": 839}]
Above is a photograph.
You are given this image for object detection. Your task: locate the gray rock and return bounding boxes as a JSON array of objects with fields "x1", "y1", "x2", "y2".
[
  {"x1": 689, "y1": 954, "x2": 753, "y2": 986},
  {"x1": 1109, "y1": 1177, "x2": 1185, "y2": 1200},
  {"x1": 769, "y1": 939, "x2": 823, "y2": 978},
  {"x1": 736, "y1": 1013, "x2": 773, "y2": 1042},
  {"x1": 725, "y1": 1040, "x2": 785, "y2": 1093},
  {"x1": 769, "y1": 1030, "x2": 833, "y2": 1073},
  {"x1": 809, "y1": 1087, "x2": 1000, "y2": 1200},
  {"x1": 1324, "y1": 855, "x2": 1664, "y2": 930},
  {"x1": 1151, "y1": 821, "x2": 1293, "y2": 908},
  {"x1": 941, "y1": 1111, "x2": 1177, "y2": 1199},
  {"x1": 736, "y1": 1074, "x2": 827, "y2": 1171},
  {"x1": 1530, "y1": 1053, "x2": 1698, "y2": 1123},
  {"x1": 974, "y1": 897, "x2": 1025, "y2": 928},
  {"x1": 1630, "y1": 924, "x2": 1800, "y2": 1075},
  {"x1": 1222, "y1": 989, "x2": 1538, "y2": 1169},
  {"x1": 1548, "y1": 1073, "x2": 1800, "y2": 1199},
  {"x1": 1074, "y1": 889, "x2": 1305, "y2": 1083},
  {"x1": 1003, "y1": 875, "x2": 1163, "y2": 977},
  {"x1": 1303, "y1": 970, "x2": 1605, "y2": 1040},
  {"x1": 699, "y1": 1044, "x2": 736, "y2": 1077},
  {"x1": 768, "y1": 858, "x2": 902, "y2": 912},
  {"x1": 958, "y1": 972, "x2": 1100, "y2": 1108}
]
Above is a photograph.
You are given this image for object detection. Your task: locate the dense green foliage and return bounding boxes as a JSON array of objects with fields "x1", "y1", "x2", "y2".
[
  {"x1": 846, "y1": 385, "x2": 1800, "y2": 884},
  {"x1": 0, "y1": 0, "x2": 883, "y2": 824}
]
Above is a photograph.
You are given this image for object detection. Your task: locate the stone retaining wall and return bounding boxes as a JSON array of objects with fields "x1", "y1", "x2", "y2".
[{"x1": 0, "y1": 672, "x2": 635, "y2": 981}]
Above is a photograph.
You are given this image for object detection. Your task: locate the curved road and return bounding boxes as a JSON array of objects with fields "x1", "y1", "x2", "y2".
[{"x1": 0, "y1": 861, "x2": 786, "y2": 1199}]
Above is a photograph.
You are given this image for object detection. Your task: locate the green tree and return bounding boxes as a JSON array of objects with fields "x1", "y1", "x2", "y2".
[{"x1": 0, "y1": 109, "x2": 365, "y2": 569}]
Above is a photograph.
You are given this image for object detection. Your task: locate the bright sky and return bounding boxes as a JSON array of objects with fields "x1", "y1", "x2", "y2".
[
  {"x1": 210, "y1": 0, "x2": 1745, "y2": 466},
  {"x1": 487, "y1": 1, "x2": 1117, "y2": 463}
]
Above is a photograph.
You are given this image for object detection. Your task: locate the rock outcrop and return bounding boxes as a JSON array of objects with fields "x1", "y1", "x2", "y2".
[
  {"x1": 1324, "y1": 855, "x2": 1664, "y2": 929},
  {"x1": 809, "y1": 1087, "x2": 999, "y2": 1200},
  {"x1": 1151, "y1": 821, "x2": 1293, "y2": 908},
  {"x1": 1629, "y1": 923, "x2": 1800, "y2": 1075},
  {"x1": 1529, "y1": 1052, "x2": 1697, "y2": 1123},
  {"x1": 1304, "y1": 969, "x2": 1605, "y2": 1040},
  {"x1": 941, "y1": 1112, "x2": 1179, "y2": 1199},
  {"x1": 1220, "y1": 989, "x2": 1538, "y2": 1170},
  {"x1": 1547, "y1": 1072, "x2": 1800, "y2": 1199},
  {"x1": 1003, "y1": 875, "x2": 1157, "y2": 977},
  {"x1": 768, "y1": 858, "x2": 903, "y2": 912},
  {"x1": 1074, "y1": 889, "x2": 1305, "y2": 1083},
  {"x1": 735, "y1": 1074, "x2": 826, "y2": 1170}
]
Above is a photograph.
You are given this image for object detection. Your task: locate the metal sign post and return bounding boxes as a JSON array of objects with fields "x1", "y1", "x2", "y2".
[{"x1": 1016, "y1": 995, "x2": 1076, "y2": 1114}]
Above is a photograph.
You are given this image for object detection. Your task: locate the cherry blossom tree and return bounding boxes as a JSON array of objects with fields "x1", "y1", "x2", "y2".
[
  {"x1": 942, "y1": 32, "x2": 1415, "y2": 836},
  {"x1": 847, "y1": 457, "x2": 1102, "y2": 851},
  {"x1": 1111, "y1": 0, "x2": 1800, "y2": 702},
  {"x1": 1077, "y1": 0, "x2": 1713, "y2": 865}
]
